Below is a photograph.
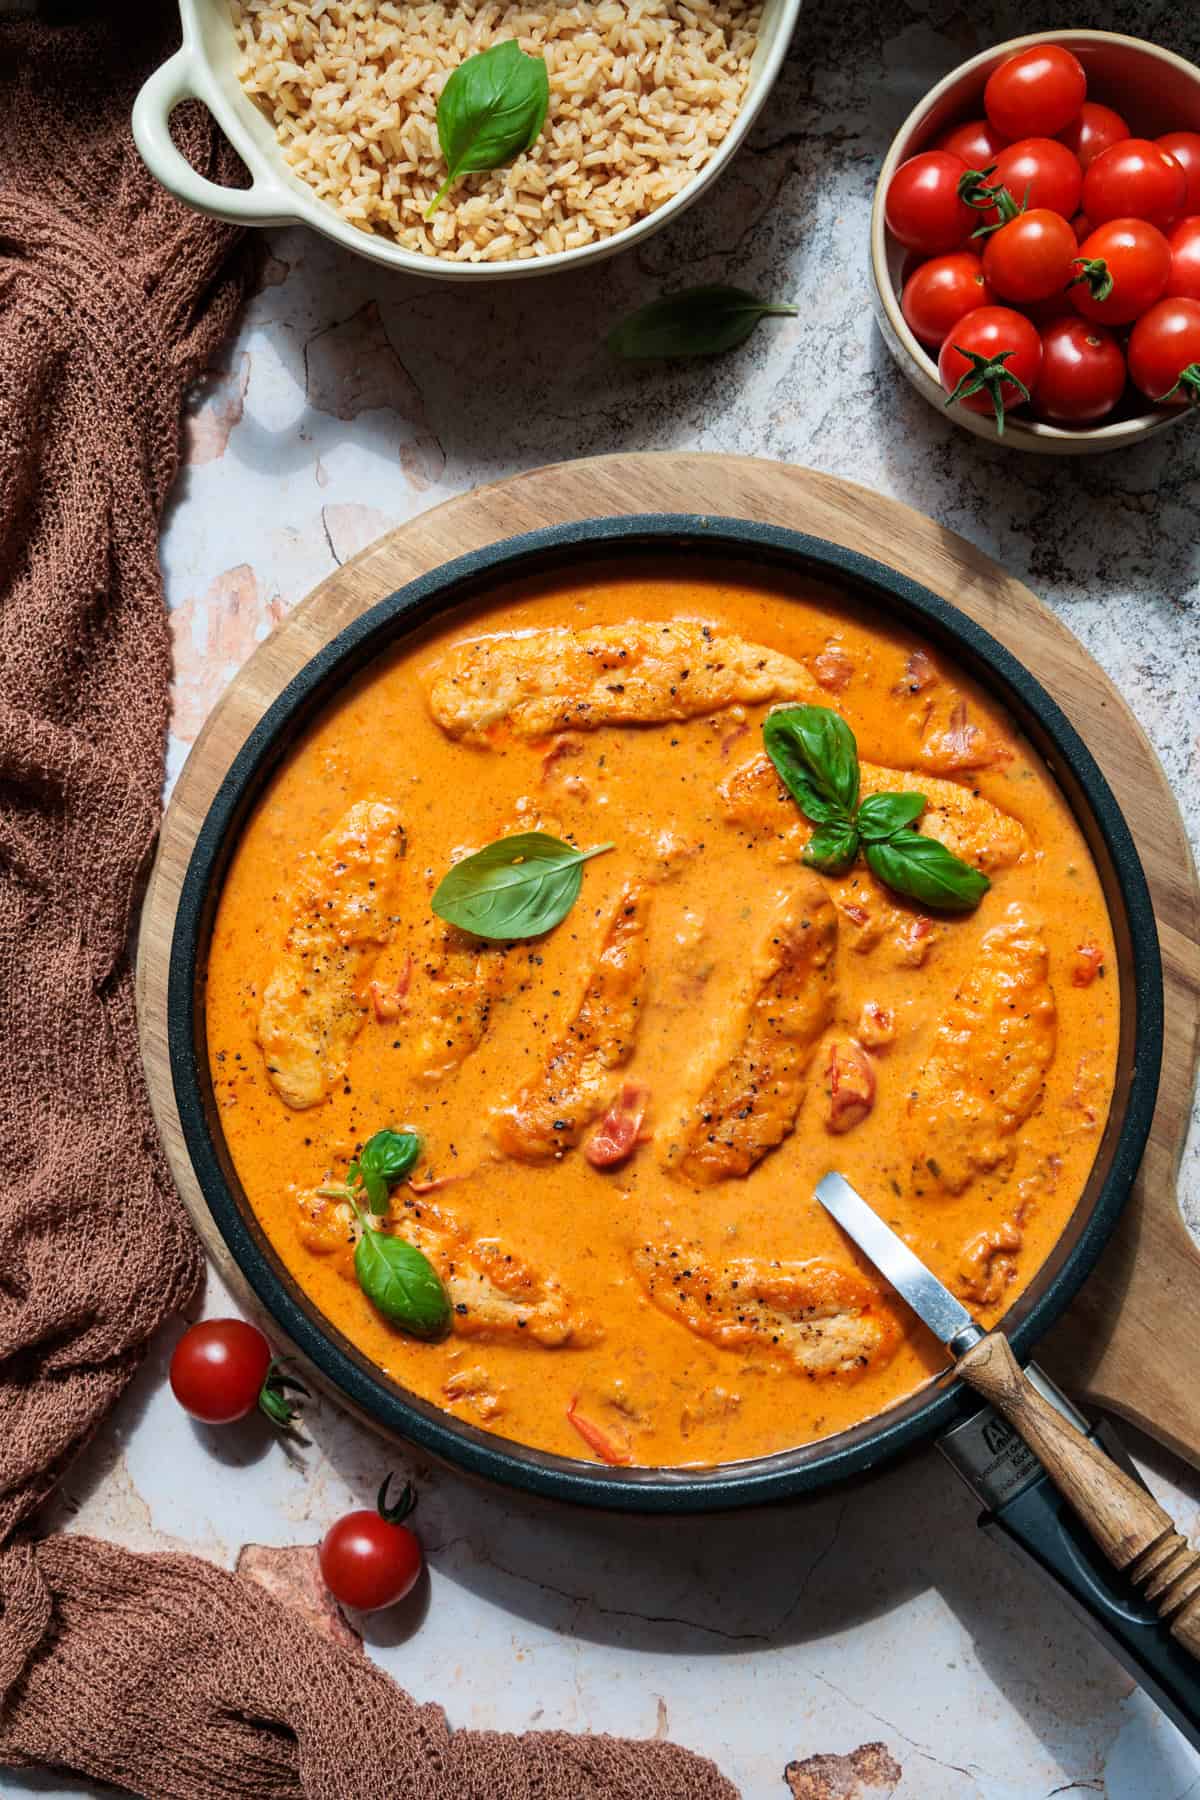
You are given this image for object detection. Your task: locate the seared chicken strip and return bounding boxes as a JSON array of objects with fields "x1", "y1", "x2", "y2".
[
  {"x1": 662, "y1": 873, "x2": 837, "y2": 1184},
  {"x1": 905, "y1": 904, "x2": 1057, "y2": 1195},
  {"x1": 719, "y1": 753, "x2": 1029, "y2": 871},
  {"x1": 400, "y1": 1196, "x2": 599, "y2": 1347},
  {"x1": 412, "y1": 920, "x2": 510, "y2": 1081},
  {"x1": 257, "y1": 799, "x2": 405, "y2": 1108},
  {"x1": 425, "y1": 622, "x2": 815, "y2": 743},
  {"x1": 634, "y1": 1245, "x2": 902, "y2": 1377},
  {"x1": 491, "y1": 885, "x2": 650, "y2": 1160},
  {"x1": 295, "y1": 1188, "x2": 598, "y2": 1347}
]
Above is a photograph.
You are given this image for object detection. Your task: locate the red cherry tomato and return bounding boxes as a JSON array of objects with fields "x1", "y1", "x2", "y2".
[
  {"x1": 1070, "y1": 218, "x2": 1171, "y2": 325},
  {"x1": 984, "y1": 45, "x2": 1087, "y2": 142},
  {"x1": 1157, "y1": 131, "x2": 1200, "y2": 212},
  {"x1": 990, "y1": 137, "x2": 1083, "y2": 219},
  {"x1": 1058, "y1": 101, "x2": 1130, "y2": 171},
  {"x1": 1083, "y1": 139, "x2": 1187, "y2": 231},
  {"x1": 938, "y1": 305, "x2": 1042, "y2": 433},
  {"x1": 1166, "y1": 216, "x2": 1200, "y2": 301},
  {"x1": 901, "y1": 251, "x2": 994, "y2": 346},
  {"x1": 319, "y1": 1477, "x2": 423, "y2": 1612},
  {"x1": 1127, "y1": 296, "x2": 1200, "y2": 405},
  {"x1": 885, "y1": 151, "x2": 974, "y2": 254},
  {"x1": 1033, "y1": 316, "x2": 1126, "y2": 423},
  {"x1": 170, "y1": 1319, "x2": 271, "y2": 1424},
  {"x1": 933, "y1": 117, "x2": 1009, "y2": 168},
  {"x1": 983, "y1": 208, "x2": 1078, "y2": 303}
]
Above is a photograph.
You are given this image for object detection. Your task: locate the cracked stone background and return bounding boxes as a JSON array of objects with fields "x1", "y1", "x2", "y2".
[{"x1": 18, "y1": 0, "x2": 1200, "y2": 1795}]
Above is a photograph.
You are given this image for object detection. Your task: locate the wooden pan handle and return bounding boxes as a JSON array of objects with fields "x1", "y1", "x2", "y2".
[{"x1": 958, "y1": 1332, "x2": 1200, "y2": 1658}]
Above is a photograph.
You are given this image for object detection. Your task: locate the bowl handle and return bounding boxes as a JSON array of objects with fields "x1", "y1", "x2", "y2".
[{"x1": 132, "y1": 49, "x2": 295, "y2": 225}]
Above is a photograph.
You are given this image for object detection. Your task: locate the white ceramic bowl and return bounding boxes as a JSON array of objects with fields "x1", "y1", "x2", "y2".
[
  {"x1": 870, "y1": 29, "x2": 1200, "y2": 454},
  {"x1": 134, "y1": 0, "x2": 802, "y2": 282}
]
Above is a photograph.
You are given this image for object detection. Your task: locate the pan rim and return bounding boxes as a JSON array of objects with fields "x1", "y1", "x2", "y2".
[{"x1": 166, "y1": 515, "x2": 1163, "y2": 1512}]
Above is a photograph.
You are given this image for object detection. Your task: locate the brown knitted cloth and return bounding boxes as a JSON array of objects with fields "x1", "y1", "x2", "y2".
[{"x1": 0, "y1": 11, "x2": 736, "y2": 1797}]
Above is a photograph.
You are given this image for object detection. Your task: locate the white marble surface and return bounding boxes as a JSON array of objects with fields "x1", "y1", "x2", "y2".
[{"x1": 20, "y1": 1, "x2": 1200, "y2": 1795}]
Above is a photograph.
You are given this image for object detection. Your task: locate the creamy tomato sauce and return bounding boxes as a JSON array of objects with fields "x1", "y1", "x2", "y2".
[{"x1": 205, "y1": 564, "x2": 1119, "y2": 1468}]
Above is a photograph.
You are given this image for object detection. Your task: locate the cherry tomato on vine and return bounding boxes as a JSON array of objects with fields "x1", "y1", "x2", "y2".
[
  {"x1": 319, "y1": 1476, "x2": 423, "y2": 1612},
  {"x1": 1157, "y1": 131, "x2": 1200, "y2": 213},
  {"x1": 1127, "y1": 296, "x2": 1200, "y2": 405},
  {"x1": 901, "y1": 251, "x2": 993, "y2": 346},
  {"x1": 1083, "y1": 139, "x2": 1187, "y2": 231},
  {"x1": 1033, "y1": 316, "x2": 1126, "y2": 423},
  {"x1": 983, "y1": 208, "x2": 1078, "y2": 304},
  {"x1": 1058, "y1": 102, "x2": 1130, "y2": 171},
  {"x1": 989, "y1": 137, "x2": 1083, "y2": 220},
  {"x1": 885, "y1": 150, "x2": 975, "y2": 254},
  {"x1": 984, "y1": 45, "x2": 1086, "y2": 142},
  {"x1": 1165, "y1": 216, "x2": 1200, "y2": 301},
  {"x1": 934, "y1": 117, "x2": 1009, "y2": 168},
  {"x1": 1070, "y1": 218, "x2": 1171, "y2": 325},
  {"x1": 938, "y1": 305, "x2": 1042, "y2": 433},
  {"x1": 169, "y1": 1319, "x2": 306, "y2": 1429}
]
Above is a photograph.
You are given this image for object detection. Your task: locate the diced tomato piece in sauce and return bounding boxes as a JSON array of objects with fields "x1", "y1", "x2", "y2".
[
  {"x1": 1071, "y1": 942, "x2": 1105, "y2": 987},
  {"x1": 857, "y1": 1001, "x2": 896, "y2": 1048},
  {"x1": 584, "y1": 1082, "x2": 647, "y2": 1170},
  {"x1": 823, "y1": 1038, "x2": 877, "y2": 1135},
  {"x1": 812, "y1": 642, "x2": 854, "y2": 692},
  {"x1": 566, "y1": 1396, "x2": 633, "y2": 1465}
]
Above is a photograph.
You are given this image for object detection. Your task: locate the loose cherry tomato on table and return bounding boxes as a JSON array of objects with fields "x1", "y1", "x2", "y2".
[
  {"x1": 934, "y1": 117, "x2": 1009, "y2": 168},
  {"x1": 901, "y1": 250, "x2": 993, "y2": 346},
  {"x1": 989, "y1": 136, "x2": 1083, "y2": 220},
  {"x1": 1058, "y1": 102, "x2": 1131, "y2": 171},
  {"x1": 983, "y1": 207, "x2": 1078, "y2": 304},
  {"x1": 1157, "y1": 132, "x2": 1200, "y2": 213},
  {"x1": 1070, "y1": 218, "x2": 1171, "y2": 325},
  {"x1": 1083, "y1": 139, "x2": 1187, "y2": 232},
  {"x1": 1033, "y1": 316, "x2": 1127, "y2": 423},
  {"x1": 938, "y1": 305, "x2": 1042, "y2": 433},
  {"x1": 170, "y1": 1319, "x2": 306, "y2": 1428},
  {"x1": 885, "y1": 150, "x2": 975, "y2": 254},
  {"x1": 320, "y1": 1475, "x2": 423, "y2": 1612},
  {"x1": 1165, "y1": 217, "x2": 1200, "y2": 300},
  {"x1": 984, "y1": 45, "x2": 1087, "y2": 142},
  {"x1": 1127, "y1": 296, "x2": 1200, "y2": 404}
]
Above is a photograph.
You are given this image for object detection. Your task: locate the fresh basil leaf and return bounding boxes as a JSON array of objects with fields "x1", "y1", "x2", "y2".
[
  {"x1": 857, "y1": 792, "x2": 927, "y2": 842},
  {"x1": 355, "y1": 1227, "x2": 451, "y2": 1339},
  {"x1": 803, "y1": 822, "x2": 861, "y2": 875},
  {"x1": 432, "y1": 832, "x2": 612, "y2": 940},
  {"x1": 864, "y1": 834, "x2": 990, "y2": 912},
  {"x1": 427, "y1": 41, "x2": 549, "y2": 216},
  {"x1": 607, "y1": 285, "x2": 798, "y2": 360},
  {"x1": 763, "y1": 705, "x2": 860, "y2": 826},
  {"x1": 360, "y1": 1166, "x2": 390, "y2": 1217},
  {"x1": 360, "y1": 1129, "x2": 421, "y2": 1184}
]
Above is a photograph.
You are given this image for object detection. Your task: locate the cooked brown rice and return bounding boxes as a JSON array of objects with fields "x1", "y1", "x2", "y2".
[{"x1": 231, "y1": 1, "x2": 762, "y2": 262}]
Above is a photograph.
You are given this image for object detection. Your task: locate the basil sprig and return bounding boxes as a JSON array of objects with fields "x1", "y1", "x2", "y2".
[
  {"x1": 607, "y1": 286, "x2": 798, "y2": 360},
  {"x1": 320, "y1": 1127, "x2": 421, "y2": 1217},
  {"x1": 354, "y1": 1216, "x2": 451, "y2": 1340},
  {"x1": 426, "y1": 41, "x2": 549, "y2": 217},
  {"x1": 432, "y1": 832, "x2": 612, "y2": 940},
  {"x1": 763, "y1": 705, "x2": 990, "y2": 912}
]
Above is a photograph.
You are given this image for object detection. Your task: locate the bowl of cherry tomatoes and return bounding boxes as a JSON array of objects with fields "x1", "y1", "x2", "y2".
[{"x1": 871, "y1": 29, "x2": 1200, "y2": 452}]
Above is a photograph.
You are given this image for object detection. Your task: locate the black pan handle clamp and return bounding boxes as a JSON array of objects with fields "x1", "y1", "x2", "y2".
[{"x1": 939, "y1": 1364, "x2": 1200, "y2": 1753}]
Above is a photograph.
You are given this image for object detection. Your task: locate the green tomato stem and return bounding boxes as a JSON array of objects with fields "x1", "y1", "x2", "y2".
[
  {"x1": 943, "y1": 345, "x2": 1031, "y2": 436},
  {"x1": 1158, "y1": 362, "x2": 1200, "y2": 405},
  {"x1": 1069, "y1": 256, "x2": 1114, "y2": 303}
]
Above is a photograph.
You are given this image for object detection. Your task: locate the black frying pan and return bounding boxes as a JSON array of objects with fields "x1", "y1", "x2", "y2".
[{"x1": 167, "y1": 516, "x2": 1162, "y2": 1514}]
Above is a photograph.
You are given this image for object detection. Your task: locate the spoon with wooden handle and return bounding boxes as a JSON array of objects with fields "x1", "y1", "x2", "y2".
[{"x1": 816, "y1": 1172, "x2": 1200, "y2": 1658}]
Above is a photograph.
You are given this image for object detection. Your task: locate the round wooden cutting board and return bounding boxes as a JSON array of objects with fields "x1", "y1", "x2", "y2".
[{"x1": 137, "y1": 453, "x2": 1200, "y2": 1469}]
